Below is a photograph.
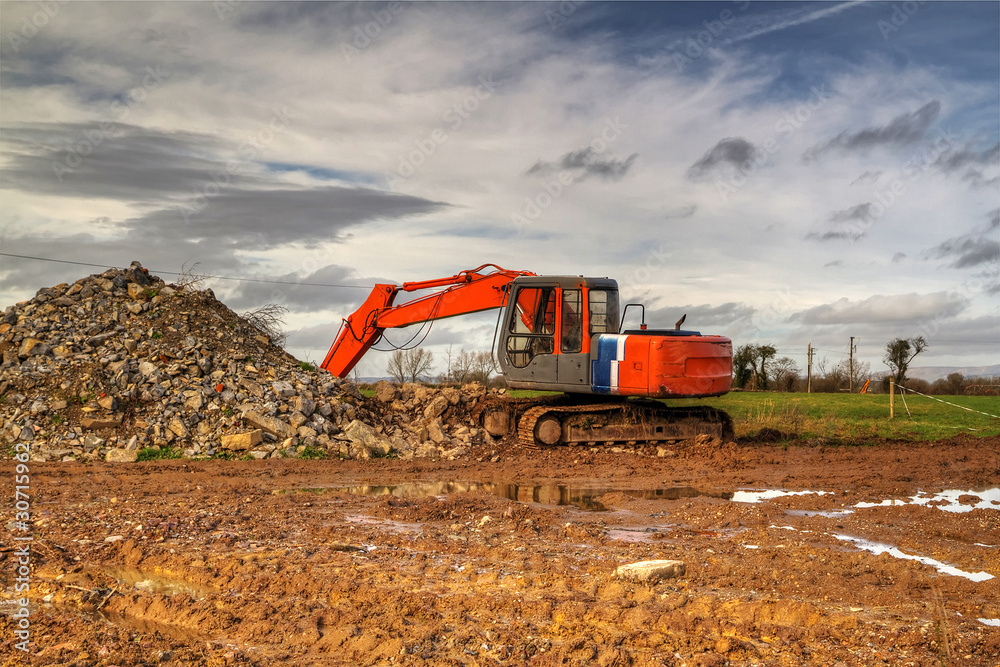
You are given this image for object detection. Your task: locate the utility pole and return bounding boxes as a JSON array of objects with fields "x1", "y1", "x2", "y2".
[
  {"x1": 807, "y1": 343, "x2": 813, "y2": 393},
  {"x1": 849, "y1": 336, "x2": 855, "y2": 393}
]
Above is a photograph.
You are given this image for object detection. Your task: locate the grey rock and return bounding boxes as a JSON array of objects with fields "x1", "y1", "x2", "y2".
[{"x1": 105, "y1": 448, "x2": 139, "y2": 463}]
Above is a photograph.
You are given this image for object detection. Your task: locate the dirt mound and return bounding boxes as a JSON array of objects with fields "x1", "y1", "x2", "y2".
[{"x1": 0, "y1": 263, "x2": 492, "y2": 463}]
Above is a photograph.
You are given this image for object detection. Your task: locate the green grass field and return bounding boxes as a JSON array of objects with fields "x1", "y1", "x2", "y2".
[{"x1": 505, "y1": 390, "x2": 1000, "y2": 442}]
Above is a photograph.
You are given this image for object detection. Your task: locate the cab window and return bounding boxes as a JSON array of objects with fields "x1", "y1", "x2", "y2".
[
  {"x1": 506, "y1": 287, "x2": 555, "y2": 368},
  {"x1": 588, "y1": 289, "x2": 620, "y2": 334},
  {"x1": 561, "y1": 289, "x2": 582, "y2": 353}
]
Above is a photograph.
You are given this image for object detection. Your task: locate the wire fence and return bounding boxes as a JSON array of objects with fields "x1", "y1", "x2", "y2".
[{"x1": 896, "y1": 384, "x2": 1000, "y2": 421}]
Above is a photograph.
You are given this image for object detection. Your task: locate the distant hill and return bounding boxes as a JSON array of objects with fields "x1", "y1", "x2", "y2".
[{"x1": 907, "y1": 364, "x2": 1000, "y2": 382}]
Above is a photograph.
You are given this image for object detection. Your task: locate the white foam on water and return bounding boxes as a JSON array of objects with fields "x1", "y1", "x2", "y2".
[
  {"x1": 834, "y1": 534, "x2": 994, "y2": 582},
  {"x1": 855, "y1": 488, "x2": 1000, "y2": 513},
  {"x1": 732, "y1": 489, "x2": 831, "y2": 504}
]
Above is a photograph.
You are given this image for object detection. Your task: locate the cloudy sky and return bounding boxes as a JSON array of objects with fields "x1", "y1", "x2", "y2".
[{"x1": 1, "y1": 1, "x2": 997, "y2": 379}]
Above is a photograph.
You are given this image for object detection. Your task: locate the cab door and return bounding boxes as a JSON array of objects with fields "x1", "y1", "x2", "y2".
[
  {"x1": 556, "y1": 288, "x2": 588, "y2": 387},
  {"x1": 502, "y1": 285, "x2": 558, "y2": 384}
]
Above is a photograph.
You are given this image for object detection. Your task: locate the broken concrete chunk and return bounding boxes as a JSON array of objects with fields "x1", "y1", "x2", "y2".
[
  {"x1": 374, "y1": 380, "x2": 398, "y2": 403},
  {"x1": 293, "y1": 395, "x2": 316, "y2": 417},
  {"x1": 615, "y1": 559, "x2": 686, "y2": 583},
  {"x1": 220, "y1": 429, "x2": 263, "y2": 452},
  {"x1": 81, "y1": 417, "x2": 120, "y2": 430},
  {"x1": 242, "y1": 410, "x2": 294, "y2": 438},
  {"x1": 105, "y1": 448, "x2": 139, "y2": 463},
  {"x1": 342, "y1": 420, "x2": 393, "y2": 457},
  {"x1": 423, "y1": 395, "x2": 449, "y2": 419},
  {"x1": 271, "y1": 381, "x2": 295, "y2": 397},
  {"x1": 167, "y1": 418, "x2": 190, "y2": 439}
]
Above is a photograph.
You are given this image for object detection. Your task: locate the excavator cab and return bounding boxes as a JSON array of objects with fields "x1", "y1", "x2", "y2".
[{"x1": 500, "y1": 276, "x2": 618, "y2": 390}]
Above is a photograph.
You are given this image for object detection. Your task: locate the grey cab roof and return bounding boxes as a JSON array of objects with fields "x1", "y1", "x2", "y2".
[{"x1": 511, "y1": 275, "x2": 618, "y2": 290}]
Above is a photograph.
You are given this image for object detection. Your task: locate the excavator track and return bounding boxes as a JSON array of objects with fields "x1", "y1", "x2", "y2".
[{"x1": 473, "y1": 395, "x2": 733, "y2": 449}]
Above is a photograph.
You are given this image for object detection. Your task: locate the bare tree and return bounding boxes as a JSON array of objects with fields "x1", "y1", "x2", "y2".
[
  {"x1": 849, "y1": 360, "x2": 871, "y2": 391},
  {"x1": 176, "y1": 261, "x2": 208, "y2": 290},
  {"x1": 468, "y1": 351, "x2": 496, "y2": 385},
  {"x1": 387, "y1": 348, "x2": 435, "y2": 383},
  {"x1": 452, "y1": 349, "x2": 475, "y2": 384},
  {"x1": 883, "y1": 336, "x2": 928, "y2": 385},
  {"x1": 769, "y1": 356, "x2": 800, "y2": 391},
  {"x1": 240, "y1": 303, "x2": 288, "y2": 347}
]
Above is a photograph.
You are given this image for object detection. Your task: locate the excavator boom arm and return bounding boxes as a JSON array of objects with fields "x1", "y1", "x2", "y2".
[{"x1": 321, "y1": 264, "x2": 535, "y2": 378}]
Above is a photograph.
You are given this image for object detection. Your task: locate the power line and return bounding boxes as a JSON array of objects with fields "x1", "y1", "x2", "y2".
[{"x1": 0, "y1": 252, "x2": 368, "y2": 289}]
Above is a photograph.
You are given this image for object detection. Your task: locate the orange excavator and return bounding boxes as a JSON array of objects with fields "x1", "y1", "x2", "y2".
[{"x1": 322, "y1": 264, "x2": 734, "y2": 446}]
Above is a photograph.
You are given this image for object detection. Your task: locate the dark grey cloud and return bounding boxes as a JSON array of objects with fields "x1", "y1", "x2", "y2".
[
  {"x1": 1, "y1": 123, "x2": 232, "y2": 201},
  {"x1": 0, "y1": 121, "x2": 446, "y2": 308},
  {"x1": 526, "y1": 146, "x2": 638, "y2": 182},
  {"x1": 224, "y1": 264, "x2": 376, "y2": 311},
  {"x1": 933, "y1": 140, "x2": 1000, "y2": 188},
  {"x1": 850, "y1": 170, "x2": 882, "y2": 185},
  {"x1": 806, "y1": 203, "x2": 873, "y2": 242},
  {"x1": 925, "y1": 209, "x2": 1000, "y2": 269},
  {"x1": 686, "y1": 138, "x2": 758, "y2": 180},
  {"x1": 0, "y1": 122, "x2": 444, "y2": 248},
  {"x1": 803, "y1": 101, "x2": 941, "y2": 161},
  {"x1": 828, "y1": 203, "x2": 873, "y2": 224},
  {"x1": 793, "y1": 292, "x2": 968, "y2": 325},
  {"x1": 935, "y1": 141, "x2": 1000, "y2": 173}
]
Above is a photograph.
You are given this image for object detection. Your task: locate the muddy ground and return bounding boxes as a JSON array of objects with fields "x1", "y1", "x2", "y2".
[{"x1": 2, "y1": 435, "x2": 998, "y2": 666}]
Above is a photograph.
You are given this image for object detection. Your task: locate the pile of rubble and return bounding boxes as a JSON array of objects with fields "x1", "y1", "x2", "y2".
[{"x1": 0, "y1": 262, "x2": 495, "y2": 463}]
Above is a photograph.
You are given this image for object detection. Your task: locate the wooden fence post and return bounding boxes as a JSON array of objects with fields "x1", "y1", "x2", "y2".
[{"x1": 889, "y1": 378, "x2": 895, "y2": 420}]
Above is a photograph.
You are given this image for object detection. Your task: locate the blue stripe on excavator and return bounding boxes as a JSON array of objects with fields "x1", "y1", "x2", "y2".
[{"x1": 591, "y1": 334, "x2": 624, "y2": 394}]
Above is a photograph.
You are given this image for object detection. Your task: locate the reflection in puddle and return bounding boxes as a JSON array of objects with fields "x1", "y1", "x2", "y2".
[
  {"x1": 606, "y1": 527, "x2": 671, "y2": 543},
  {"x1": 833, "y1": 534, "x2": 994, "y2": 582},
  {"x1": 344, "y1": 514, "x2": 423, "y2": 535},
  {"x1": 732, "y1": 490, "x2": 830, "y2": 504},
  {"x1": 311, "y1": 482, "x2": 731, "y2": 512},
  {"x1": 979, "y1": 618, "x2": 1000, "y2": 627},
  {"x1": 83, "y1": 607, "x2": 213, "y2": 641},
  {"x1": 105, "y1": 567, "x2": 215, "y2": 599},
  {"x1": 854, "y1": 488, "x2": 1000, "y2": 513}
]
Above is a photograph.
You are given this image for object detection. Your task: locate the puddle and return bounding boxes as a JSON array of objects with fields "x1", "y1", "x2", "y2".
[
  {"x1": 308, "y1": 482, "x2": 730, "y2": 512},
  {"x1": 344, "y1": 514, "x2": 423, "y2": 535},
  {"x1": 833, "y1": 534, "x2": 994, "y2": 582},
  {"x1": 979, "y1": 618, "x2": 1000, "y2": 627},
  {"x1": 606, "y1": 527, "x2": 672, "y2": 543},
  {"x1": 854, "y1": 488, "x2": 1000, "y2": 513},
  {"x1": 82, "y1": 607, "x2": 213, "y2": 641},
  {"x1": 105, "y1": 567, "x2": 216, "y2": 599},
  {"x1": 732, "y1": 490, "x2": 830, "y2": 504}
]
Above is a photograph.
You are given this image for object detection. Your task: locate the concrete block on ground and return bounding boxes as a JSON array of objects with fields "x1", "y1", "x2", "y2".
[{"x1": 615, "y1": 559, "x2": 686, "y2": 583}]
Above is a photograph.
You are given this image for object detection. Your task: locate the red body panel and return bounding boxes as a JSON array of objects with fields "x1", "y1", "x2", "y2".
[{"x1": 591, "y1": 333, "x2": 732, "y2": 398}]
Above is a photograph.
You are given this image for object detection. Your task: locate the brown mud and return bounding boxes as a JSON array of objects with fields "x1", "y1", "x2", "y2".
[{"x1": 3, "y1": 435, "x2": 999, "y2": 666}]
